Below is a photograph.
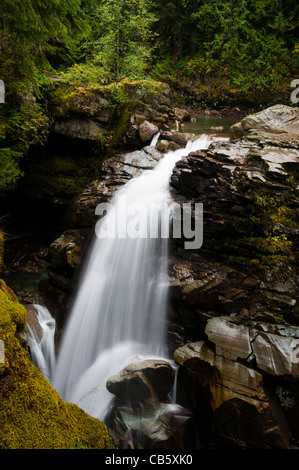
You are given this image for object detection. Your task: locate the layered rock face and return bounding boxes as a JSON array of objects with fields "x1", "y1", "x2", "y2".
[
  {"x1": 169, "y1": 105, "x2": 299, "y2": 448},
  {"x1": 46, "y1": 80, "x2": 184, "y2": 148},
  {"x1": 33, "y1": 102, "x2": 299, "y2": 449}
]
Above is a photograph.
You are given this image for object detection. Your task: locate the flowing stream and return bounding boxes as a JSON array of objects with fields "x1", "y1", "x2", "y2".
[
  {"x1": 27, "y1": 304, "x2": 56, "y2": 384},
  {"x1": 48, "y1": 134, "x2": 221, "y2": 420}
]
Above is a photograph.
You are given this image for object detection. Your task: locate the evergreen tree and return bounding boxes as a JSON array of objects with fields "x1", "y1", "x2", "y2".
[
  {"x1": 0, "y1": 0, "x2": 85, "y2": 193},
  {"x1": 0, "y1": 0, "x2": 85, "y2": 96},
  {"x1": 95, "y1": 0, "x2": 156, "y2": 85}
]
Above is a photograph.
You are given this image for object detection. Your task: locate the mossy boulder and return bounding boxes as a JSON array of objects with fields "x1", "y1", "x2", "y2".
[
  {"x1": 0, "y1": 279, "x2": 114, "y2": 449},
  {"x1": 45, "y1": 78, "x2": 177, "y2": 151}
]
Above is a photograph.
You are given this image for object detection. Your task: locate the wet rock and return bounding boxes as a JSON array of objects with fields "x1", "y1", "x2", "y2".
[
  {"x1": 73, "y1": 146, "x2": 163, "y2": 229},
  {"x1": 174, "y1": 341, "x2": 292, "y2": 448},
  {"x1": 47, "y1": 227, "x2": 90, "y2": 293},
  {"x1": 159, "y1": 131, "x2": 195, "y2": 148},
  {"x1": 16, "y1": 260, "x2": 41, "y2": 274},
  {"x1": 52, "y1": 118, "x2": 105, "y2": 141},
  {"x1": 106, "y1": 359, "x2": 175, "y2": 404},
  {"x1": 95, "y1": 146, "x2": 162, "y2": 194},
  {"x1": 106, "y1": 359, "x2": 196, "y2": 449},
  {"x1": 169, "y1": 106, "x2": 299, "y2": 334},
  {"x1": 138, "y1": 120, "x2": 159, "y2": 143},
  {"x1": 174, "y1": 341, "x2": 266, "y2": 402},
  {"x1": 168, "y1": 105, "x2": 299, "y2": 447},
  {"x1": 106, "y1": 402, "x2": 194, "y2": 449},
  {"x1": 174, "y1": 108, "x2": 190, "y2": 122},
  {"x1": 167, "y1": 255, "x2": 289, "y2": 353},
  {"x1": 209, "y1": 138, "x2": 299, "y2": 180},
  {"x1": 229, "y1": 104, "x2": 299, "y2": 144},
  {"x1": 49, "y1": 229, "x2": 89, "y2": 271},
  {"x1": 157, "y1": 139, "x2": 180, "y2": 153},
  {"x1": 155, "y1": 130, "x2": 195, "y2": 153},
  {"x1": 205, "y1": 316, "x2": 299, "y2": 378},
  {"x1": 250, "y1": 325, "x2": 299, "y2": 377},
  {"x1": 205, "y1": 316, "x2": 252, "y2": 361},
  {"x1": 22, "y1": 305, "x2": 43, "y2": 343}
]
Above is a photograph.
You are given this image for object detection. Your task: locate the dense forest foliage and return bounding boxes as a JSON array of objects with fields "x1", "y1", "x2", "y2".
[{"x1": 0, "y1": 0, "x2": 298, "y2": 193}]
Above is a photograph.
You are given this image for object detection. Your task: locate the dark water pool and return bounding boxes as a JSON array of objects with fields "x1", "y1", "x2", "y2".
[
  {"x1": 180, "y1": 116, "x2": 237, "y2": 136},
  {"x1": 3, "y1": 271, "x2": 48, "y2": 294}
]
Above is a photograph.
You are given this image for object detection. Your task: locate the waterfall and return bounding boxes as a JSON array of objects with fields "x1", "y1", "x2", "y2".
[
  {"x1": 53, "y1": 134, "x2": 219, "y2": 420},
  {"x1": 27, "y1": 304, "x2": 56, "y2": 384}
]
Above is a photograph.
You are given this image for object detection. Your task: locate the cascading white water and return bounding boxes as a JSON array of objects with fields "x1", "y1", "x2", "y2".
[
  {"x1": 27, "y1": 304, "x2": 56, "y2": 384},
  {"x1": 53, "y1": 134, "x2": 219, "y2": 420}
]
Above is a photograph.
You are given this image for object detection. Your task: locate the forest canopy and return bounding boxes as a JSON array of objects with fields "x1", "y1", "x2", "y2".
[{"x1": 1, "y1": 0, "x2": 298, "y2": 94}]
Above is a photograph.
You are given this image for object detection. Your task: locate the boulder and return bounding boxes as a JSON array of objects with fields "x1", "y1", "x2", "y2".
[
  {"x1": 22, "y1": 305, "x2": 43, "y2": 343},
  {"x1": 251, "y1": 325, "x2": 299, "y2": 377},
  {"x1": 49, "y1": 229, "x2": 89, "y2": 271},
  {"x1": 138, "y1": 120, "x2": 159, "y2": 143},
  {"x1": 160, "y1": 131, "x2": 195, "y2": 148},
  {"x1": 174, "y1": 341, "x2": 292, "y2": 448},
  {"x1": 229, "y1": 104, "x2": 299, "y2": 141},
  {"x1": 174, "y1": 341, "x2": 267, "y2": 404},
  {"x1": 174, "y1": 108, "x2": 190, "y2": 122},
  {"x1": 105, "y1": 359, "x2": 196, "y2": 449},
  {"x1": 106, "y1": 402, "x2": 194, "y2": 449},
  {"x1": 106, "y1": 359, "x2": 175, "y2": 404},
  {"x1": 53, "y1": 118, "x2": 105, "y2": 141},
  {"x1": 157, "y1": 139, "x2": 180, "y2": 153},
  {"x1": 205, "y1": 316, "x2": 252, "y2": 361},
  {"x1": 205, "y1": 316, "x2": 299, "y2": 378}
]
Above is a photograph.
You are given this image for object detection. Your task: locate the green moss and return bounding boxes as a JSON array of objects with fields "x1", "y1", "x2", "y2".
[
  {"x1": 48, "y1": 81, "x2": 113, "y2": 117},
  {"x1": 0, "y1": 280, "x2": 27, "y2": 331},
  {"x1": 122, "y1": 78, "x2": 166, "y2": 99},
  {"x1": 270, "y1": 206, "x2": 298, "y2": 228},
  {"x1": 251, "y1": 234, "x2": 293, "y2": 255},
  {"x1": 0, "y1": 280, "x2": 115, "y2": 449},
  {"x1": 106, "y1": 105, "x2": 131, "y2": 151}
]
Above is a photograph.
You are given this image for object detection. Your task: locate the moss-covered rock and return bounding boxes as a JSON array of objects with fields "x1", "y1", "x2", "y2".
[{"x1": 0, "y1": 280, "x2": 115, "y2": 449}]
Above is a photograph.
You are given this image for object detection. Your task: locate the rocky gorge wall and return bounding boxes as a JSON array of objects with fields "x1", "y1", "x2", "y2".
[
  {"x1": 168, "y1": 104, "x2": 299, "y2": 448},
  {"x1": 43, "y1": 103, "x2": 299, "y2": 449},
  {"x1": 1, "y1": 79, "x2": 298, "y2": 449}
]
